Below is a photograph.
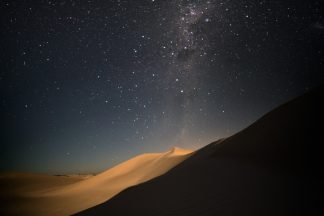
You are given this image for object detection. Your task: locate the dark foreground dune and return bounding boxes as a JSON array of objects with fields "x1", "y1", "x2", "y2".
[{"x1": 76, "y1": 85, "x2": 324, "y2": 216}]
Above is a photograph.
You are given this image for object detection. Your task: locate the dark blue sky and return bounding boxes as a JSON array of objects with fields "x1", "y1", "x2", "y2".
[{"x1": 1, "y1": 0, "x2": 323, "y2": 174}]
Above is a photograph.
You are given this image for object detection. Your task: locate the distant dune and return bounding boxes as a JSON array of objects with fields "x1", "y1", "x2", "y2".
[
  {"x1": 0, "y1": 147, "x2": 193, "y2": 216},
  {"x1": 75, "y1": 86, "x2": 324, "y2": 216}
]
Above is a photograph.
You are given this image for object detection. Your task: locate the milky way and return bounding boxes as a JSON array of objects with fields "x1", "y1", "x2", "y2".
[
  {"x1": 162, "y1": 1, "x2": 215, "y2": 144},
  {"x1": 1, "y1": 0, "x2": 323, "y2": 173}
]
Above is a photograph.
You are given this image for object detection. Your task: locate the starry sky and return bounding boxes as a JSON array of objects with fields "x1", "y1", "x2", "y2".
[{"x1": 1, "y1": 0, "x2": 323, "y2": 174}]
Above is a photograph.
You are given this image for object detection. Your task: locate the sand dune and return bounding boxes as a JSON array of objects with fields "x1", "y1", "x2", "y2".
[
  {"x1": 0, "y1": 147, "x2": 193, "y2": 216},
  {"x1": 76, "y1": 86, "x2": 324, "y2": 216}
]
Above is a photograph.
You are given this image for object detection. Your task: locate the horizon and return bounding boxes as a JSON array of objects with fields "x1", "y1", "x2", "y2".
[{"x1": 0, "y1": 88, "x2": 315, "y2": 175}]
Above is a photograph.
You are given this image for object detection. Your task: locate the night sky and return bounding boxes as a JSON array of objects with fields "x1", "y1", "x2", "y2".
[{"x1": 1, "y1": 0, "x2": 323, "y2": 174}]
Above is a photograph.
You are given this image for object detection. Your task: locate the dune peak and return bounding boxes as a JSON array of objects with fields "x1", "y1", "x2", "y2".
[{"x1": 168, "y1": 146, "x2": 193, "y2": 155}]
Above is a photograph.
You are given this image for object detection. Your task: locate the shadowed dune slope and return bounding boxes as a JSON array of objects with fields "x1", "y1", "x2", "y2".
[
  {"x1": 76, "y1": 86, "x2": 324, "y2": 216},
  {"x1": 0, "y1": 147, "x2": 193, "y2": 216}
]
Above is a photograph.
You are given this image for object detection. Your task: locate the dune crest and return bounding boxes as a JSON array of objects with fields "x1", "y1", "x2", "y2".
[{"x1": 0, "y1": 147, "x2": 193, "y2": 216}]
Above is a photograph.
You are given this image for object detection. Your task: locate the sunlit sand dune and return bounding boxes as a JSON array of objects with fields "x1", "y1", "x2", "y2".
[{"x1": 0, "y1": 147, "x2": 193, "y2": 216}]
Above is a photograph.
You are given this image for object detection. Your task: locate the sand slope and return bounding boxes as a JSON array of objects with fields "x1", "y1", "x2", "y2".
[
  {"x1": 0, "y1": 147, "x2": 193, "y2": 216},
  {"x1": 76, "y1": 86, "x2": 324, "y2": 216}
]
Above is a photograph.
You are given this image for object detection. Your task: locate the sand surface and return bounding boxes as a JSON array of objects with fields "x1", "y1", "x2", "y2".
[{"x1": 0, "y1": 147, "x2": 193, "y2": 216}]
